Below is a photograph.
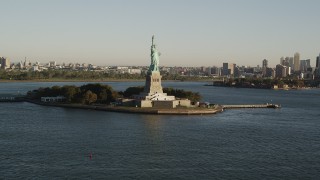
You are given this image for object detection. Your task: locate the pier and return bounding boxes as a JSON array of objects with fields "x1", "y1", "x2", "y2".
[
  {"x1": 0, "y1": 94, "x2": 25, "y2": 102},
  {"x1": 222, "y1": 104, "x2": 281, "y2": 109}
]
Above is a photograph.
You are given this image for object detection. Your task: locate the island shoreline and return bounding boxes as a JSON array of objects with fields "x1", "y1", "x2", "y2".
[{"x1": 24, "y1": 99, "x2": 223, "y2": 115}]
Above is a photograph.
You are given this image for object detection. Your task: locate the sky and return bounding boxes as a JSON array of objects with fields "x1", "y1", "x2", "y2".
[{"x1": 1, "y1": 0, "x2": 320, "y2": 67}]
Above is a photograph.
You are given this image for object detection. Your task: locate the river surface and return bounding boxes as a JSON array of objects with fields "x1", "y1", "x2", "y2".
[{"x1": 1, "y1": 81, "x2": 320, "y2": 179}]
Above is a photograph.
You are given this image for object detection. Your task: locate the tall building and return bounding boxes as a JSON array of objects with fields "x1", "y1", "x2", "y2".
[
  {"x1": 222, "y1": 63, "x2": 229, "y2": 76},
  {"x1": 289, "y1": 57, "x2": 294, "y2": 69},
  {"x1": 315, "y1": 54, "x2": 320, "y2": 79},
  {"x1": 222, "y1": 63, "x2": 235, "y2": 77},
  {"x1": 266, "y1": 67, "x2": 275, "y2": 78},
  {"x1": 316, "y1": 54, "x2": 320, "y2": 68},
  {"x1": 275, "y1": 64, "x2": 289, "y2": 78},
  {"x1": 306, "y1": 59, "x2": 311, "y2": 68},
  {"x1": 280, "y1": 57, "x2": 285, "y2": 65},
  {"x1": 300, "y1": 59, "x2": 311, "y2": 72},
  {"x1": 210, "y1": 66, "x2": 220, "y2": 76},
  {"x1": 282, "y1": 57, "x2": 289, "y2": 67},
  {"x1": 0, "y1": 57, "x2": 10, "y2": 69},
  {"x1": 262, "y1": 59, "x2": 268, "y2": 77},
  {"x1": 262, "y1": 59, "x2": 268, "y2": 68},
  {"x1": 234, "y1": 66, "x2": 240, "y2": 78},
  {"x1": 294, "y1": 52, "x2": 300, "y2": 72},
  {"x1": 228, "y1": 63, "x2": 235, "y2": 76}
]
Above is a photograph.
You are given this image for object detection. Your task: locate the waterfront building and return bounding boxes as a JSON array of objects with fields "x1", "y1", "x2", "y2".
[
  {"x1": 41, "y1": 96, "x2": 66, "y2": 102},
  {"x1": 294, "y1": 52, "x2": 300, "y2": 72}
]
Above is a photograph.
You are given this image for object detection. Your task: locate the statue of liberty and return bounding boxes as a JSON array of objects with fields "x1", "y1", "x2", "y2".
[{"x1": 148, "y1": 35, "x2": 160, "y2": 73}]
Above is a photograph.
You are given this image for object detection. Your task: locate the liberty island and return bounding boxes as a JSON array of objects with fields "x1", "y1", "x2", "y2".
[{"x1": 4, "y1": 36, "x2": 220, "y2": 115}]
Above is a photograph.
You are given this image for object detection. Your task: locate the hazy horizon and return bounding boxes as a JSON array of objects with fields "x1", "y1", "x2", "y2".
[{"x1": 1, "y1": 0, "x2": 320, "y2": 67}]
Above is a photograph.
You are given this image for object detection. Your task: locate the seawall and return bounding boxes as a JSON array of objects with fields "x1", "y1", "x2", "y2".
[{"x1": 24, "y1": 99, "x2": 223, "y2": 115}]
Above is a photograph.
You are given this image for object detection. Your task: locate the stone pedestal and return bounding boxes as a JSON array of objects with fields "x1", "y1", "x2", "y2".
[
  {"x1": 134, "y1": 71, "x2": 175, "y2": 102},
  {"x1": 144, "y1": 71, "x2": 163, "y2": 94}
]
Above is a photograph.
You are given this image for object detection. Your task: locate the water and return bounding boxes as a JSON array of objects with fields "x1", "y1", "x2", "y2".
[{"x1": 1, "y1": 81, "x2": 320, "y2": 179}]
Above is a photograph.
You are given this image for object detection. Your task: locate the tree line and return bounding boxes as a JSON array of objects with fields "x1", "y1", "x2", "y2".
[
  {"x1": 0, "y1": 69, "x2": 213, "y2": 81},
  {"x1": 28, "y1": 83, "x2": 118, "y2": 104},
  {"x1": 28, "y1": 84, "x2": 202, "y2": 104},
  {"x1": 0, "y1": 69, "x2": 145, "y2": 80}
]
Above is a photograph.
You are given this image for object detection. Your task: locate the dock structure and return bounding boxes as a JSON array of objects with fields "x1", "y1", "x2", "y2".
[
  {"x1": 0, "y1": 94, "x2": 25, "y2": 102},
  {"x1": 222, "y1": 104, "x2": 281, "y2": 109}
]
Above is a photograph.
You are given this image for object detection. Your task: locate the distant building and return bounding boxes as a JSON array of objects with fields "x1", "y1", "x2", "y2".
[
  {"x1": 234, "y1": 66, "x2": 240, "y2": 78},
  {"x1": 222, "y1": 62, "x2": 235, "y2": 77},
  {"x1": 266, "y1": 67, "x2": 275, "y2": 78},
  {"x1": 306, "y1": 59, "x2": 311, "y2": 68},
  {"x1": 32, "y1": 65, "x2": 39, "y2": 71},
  {"x1": 294, "y1": 52, "x2": 300, "y2": 72},
  {"x1": 222, "y1": 63, "x2": 229, "y2": 76},
  {"x1": 0, "y1": 57, "x2": 10, "y2": 69},
  {"x1": 49, "y1": 61, "x2": 56, "y2": 67},
  {"x1": 244, "y1": 67, "x2": 254, "y2": 74},
  {"x1": 282, "y1": 57, "x2": 290, "y2": 67},
  {"x1": 262, "y1": 59, "x2": 268, "y2": 68},
  {"x1": 280, "y1": 57, "x2": 284, "y2": 65},
  {"x1": 262, "y1": 59, "x2": 268, "y2": 77},
  {"x1": 300, "y1": 59, "x2": 311, "y2": 72},
  {"x1": 315, "y1": 54, "x2": 320, "y2": 78},
  {"x1": 276, "y1": 64, "x2": 289, "y2": 78},
  {"x1": 289, "y1": 57, "x2": 294, "y2": 69},
  {"x1": 316, "y1": 54, "x2": 320, "y2": 68},
  {"x1": 210, "y1": 66, "x2": 220, "y2": 76},
  {"x1": 128, "y1": 68, "x2": 141, "y2": 74},
  {"x1": 286, "y1": 66, "x2": 291, "y2": 76}
]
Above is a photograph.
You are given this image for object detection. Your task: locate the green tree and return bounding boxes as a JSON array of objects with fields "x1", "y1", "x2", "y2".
[
  {"x1": 80, "y1": 83, "x2": 118, "y2": 103},
  {"x1": 83, "y1": 90, "x2": 97, "y2": 104},
  {"x1": 123, "y1": 86, "x2": 144, "y2": 97},
  {"x1": 61, "y1": 85, "x2": 80, "y2": 102}
]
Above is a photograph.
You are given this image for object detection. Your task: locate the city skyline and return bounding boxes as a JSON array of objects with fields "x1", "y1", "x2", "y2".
[{"x1": 1, "y1": 0, "x2": 320, "y2": 67}]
